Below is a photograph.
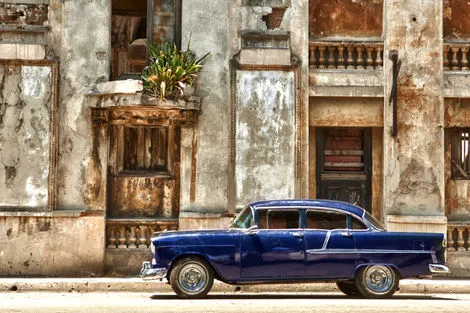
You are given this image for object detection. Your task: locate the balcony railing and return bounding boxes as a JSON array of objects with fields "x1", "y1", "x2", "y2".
[
  {"x1": 444, "y1": 42, "x2": 470, "y2": 71},
  {"x1": 106, "y1": 219, "x2": 178, "y2": 249},
  {"x1": 447, "y1": 223, "x2": 469, "y2": 251},
  {"x1": 309, "y1": 40, "x2": 384, "y2": 70}
]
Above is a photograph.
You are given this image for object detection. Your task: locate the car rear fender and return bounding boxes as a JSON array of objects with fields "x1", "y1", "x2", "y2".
[{"x1": 353, "y1": 263, "x2": 401, "y2": 279}]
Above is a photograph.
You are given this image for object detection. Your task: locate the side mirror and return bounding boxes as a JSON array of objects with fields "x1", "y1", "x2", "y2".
[{"x1": 246, "y1": 225, "x2": 259, "y2": 236}]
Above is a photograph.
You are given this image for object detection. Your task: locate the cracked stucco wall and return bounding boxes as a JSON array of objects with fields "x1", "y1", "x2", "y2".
[
  {"x1": 383, "y1": 0, "x2": 444, "y2": 217},
  {"x1": 0, "y1": 214, "x2": 105, "y2": 276},
  {"x1": 55, "y1": 0, "x2": 110, "y2": 210},
  {"x1": 0, "y1": 65, "x2": 51, "y2": 209}
]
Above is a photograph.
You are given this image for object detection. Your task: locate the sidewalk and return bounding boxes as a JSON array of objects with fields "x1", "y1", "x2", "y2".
[{"x1": 2, "y1": 277, "x2": 470, "y2": 294}]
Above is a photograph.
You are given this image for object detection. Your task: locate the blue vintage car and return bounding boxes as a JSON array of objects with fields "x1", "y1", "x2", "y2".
[{"x1": 140, "y1": 199, "x2": 449, "y2": 298}]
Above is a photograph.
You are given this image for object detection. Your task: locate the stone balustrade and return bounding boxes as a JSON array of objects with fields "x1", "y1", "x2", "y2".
[
  {"x1": 444, "y1": 42, "x2": 470, "y2": 71},
  {"x1": 448, "y1": 223, "x2": 469, "y2": 251},
  {"x1": 106, "y1": 219, "x2": 178, "y2": 249},
  {"x1": 309, "y1": 40, "x2": 384, "y2": 70}
]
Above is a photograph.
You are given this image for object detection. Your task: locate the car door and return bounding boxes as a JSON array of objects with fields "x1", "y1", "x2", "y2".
[
  {"x1": 240, "y1": 209, "x2": 305, "y2": 280},
  {"x1": 304, "y1": 209, "x2": 356, "y2": 279}
]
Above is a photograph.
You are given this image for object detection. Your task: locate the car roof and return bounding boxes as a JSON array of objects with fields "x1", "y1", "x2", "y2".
[{"x1": 249, "y1": 199, "x2": 365, "y2": 218}]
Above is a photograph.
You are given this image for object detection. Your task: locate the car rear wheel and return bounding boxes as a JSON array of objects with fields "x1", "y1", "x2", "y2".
[
  {"x1": 336, "y1": 281, "x2": 361, "y2": 297},
  {"x1": 169, "y1": 257, "x2": 214, "y2": 299},
  {"x1": 355, "y1": 265, "x2": 399, "y2": 298}
]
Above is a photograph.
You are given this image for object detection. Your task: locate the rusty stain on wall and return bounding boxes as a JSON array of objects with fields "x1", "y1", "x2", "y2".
[
  {"x1": 444, "y1": 0, "x2": 470, "y2": 39},
  {"x1": 309, "y1": 0, "x2": 383, "y2": 38}
]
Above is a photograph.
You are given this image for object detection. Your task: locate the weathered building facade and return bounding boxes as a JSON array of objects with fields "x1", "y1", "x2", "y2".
[{"x1": 1, "y1": 0, "x2": 470, "y2": 276}]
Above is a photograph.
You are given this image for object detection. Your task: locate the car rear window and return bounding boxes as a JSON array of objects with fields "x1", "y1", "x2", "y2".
[{"x1": 306, "y1": 210, "x2": 347, "y2": 230}]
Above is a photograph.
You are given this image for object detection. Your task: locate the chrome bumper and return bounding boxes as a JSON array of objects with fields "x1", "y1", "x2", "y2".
[
  {"x1": 140, "y1": 261, "x2": 167, "y2": 280},
  {"x1": 429, "y1": 264, "x2": 450, "y2": 274}
]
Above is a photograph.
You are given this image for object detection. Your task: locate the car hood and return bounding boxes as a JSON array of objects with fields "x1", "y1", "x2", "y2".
[{"x1": 152, "y1": 229, "x2": 241, "y2": 246}]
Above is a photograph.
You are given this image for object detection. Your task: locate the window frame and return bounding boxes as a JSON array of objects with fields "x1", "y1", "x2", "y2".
[
  {"x1": 451, "y1": 128, "x2": 470, "y2": 180},
  {"x1": 256, "y1": 209, "x2": 301, "y2": 230},
  {"x1": 146, "y1": 0, "x2": 182, "y2": 53},
  {"x1": 305, "y1": 209, "x2": 349, "y2": 231}
]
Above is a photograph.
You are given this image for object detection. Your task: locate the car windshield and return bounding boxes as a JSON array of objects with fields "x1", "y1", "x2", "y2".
[
  {"x1": 363, "y1": 210, "x2": 386, "y2": 231},
  {"x1": 229, "y1": 206, "x2": 253, "y2": 229}
]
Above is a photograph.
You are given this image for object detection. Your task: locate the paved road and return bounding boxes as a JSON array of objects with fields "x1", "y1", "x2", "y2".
[{"x1": 1, "y1": 292, "x2": 469, "y2": 313}]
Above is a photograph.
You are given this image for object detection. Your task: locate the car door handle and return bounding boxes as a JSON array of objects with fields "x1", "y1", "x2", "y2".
[
  {"x1": 340, "y1": 231, "x2": 353, "y2": 237},
  {"x1": 291, "y1": 232, "x2": 303, "y2": 238}
]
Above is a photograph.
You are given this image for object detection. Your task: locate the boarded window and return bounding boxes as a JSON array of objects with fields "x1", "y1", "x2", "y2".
[
  {"x1": 123, "y1": 127, "x2": 169, "y2": 172},
  {"x1": 452, "y1": 129, "x2": 470, "y2": 179},
  {"x1": 323, "y1": 128, "x2": 365, "y2": 172}
]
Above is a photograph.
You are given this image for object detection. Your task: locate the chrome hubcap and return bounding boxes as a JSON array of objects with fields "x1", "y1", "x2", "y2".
[
  {"x1": 178, "y1": 263, "x2": 208, "y2": 293},
  {"x1": 364, "y1": 266, "x2": 393, "y2": 294}
]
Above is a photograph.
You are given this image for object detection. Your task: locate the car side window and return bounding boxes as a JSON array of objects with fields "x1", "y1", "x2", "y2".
[
  {"x1": 258, "y1": 210, "x2": 299, "y2": 229},
  {"x1": 351, "y1": 217, "x2": 368, "y2": 230},
  {"x1": 306, "y1": 210, "x2": 347, "y2": 230}
]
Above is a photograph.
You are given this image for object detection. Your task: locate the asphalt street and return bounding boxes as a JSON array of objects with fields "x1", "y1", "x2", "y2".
[{"x1": 0, "y1": 292, "x2": 469, "y2": 313}]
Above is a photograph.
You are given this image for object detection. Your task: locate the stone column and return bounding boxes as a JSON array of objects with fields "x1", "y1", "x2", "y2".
[{"x1": 383, "y1": 0, "x2": 446, "y2": 233}]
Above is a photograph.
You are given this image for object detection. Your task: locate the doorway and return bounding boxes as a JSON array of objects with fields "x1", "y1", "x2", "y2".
[{"x1": 316, "y1": 127, "x2": 372, "y2": 211}]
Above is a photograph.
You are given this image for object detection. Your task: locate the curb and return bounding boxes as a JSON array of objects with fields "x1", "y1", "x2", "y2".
[{"x1": 2, "y1": 278, "x2": 470, "y2": 294}]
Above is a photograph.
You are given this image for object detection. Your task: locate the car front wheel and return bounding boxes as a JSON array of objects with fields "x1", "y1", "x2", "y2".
[
  {"x1": 169, "y1": 257, "x2": 214, "y2": 299},
  {"x1": 355, "y1": 265, "x2": 399, "y2": 298}
]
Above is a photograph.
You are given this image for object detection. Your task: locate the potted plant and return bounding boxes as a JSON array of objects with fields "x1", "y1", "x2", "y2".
[{"x1": 142, "y1": 41, "x2": 209, "y2": 101}]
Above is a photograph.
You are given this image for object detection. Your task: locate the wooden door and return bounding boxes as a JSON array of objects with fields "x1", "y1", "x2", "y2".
[
  {"x1": 107, "y1": 125, "x2": 181, "y2": 219},
  {"x1": 316, "y1": 128, "x2": 371, "y2": 211}
]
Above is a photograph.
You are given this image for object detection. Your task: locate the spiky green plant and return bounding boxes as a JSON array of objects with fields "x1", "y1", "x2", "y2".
[{"x1": 142, "y1": 41, "x2": 209, "y2": 100}]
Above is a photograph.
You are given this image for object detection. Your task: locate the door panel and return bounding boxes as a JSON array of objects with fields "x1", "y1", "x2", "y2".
[
  {"x1": 304, "y1": 209, "x2": 357, "y2": 279},
  {"x1": 320, "y1": 180, "x2": 367, "y2": 210},
  {"x1": 304, "y1": 231, "x2": 356, "y2": 279},
  {"x1": 241, "y1": 230, "x2": 305, "y2": 280}
]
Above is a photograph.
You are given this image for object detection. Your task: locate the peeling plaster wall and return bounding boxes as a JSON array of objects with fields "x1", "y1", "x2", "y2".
[
  {"x1": 0, "y1": 214, "x2": 104, "y2": 276},
  {"x1": 56, "y1": 0, "x2": 110, "y2": 210},
  {"x1": 235, "y1": 71, "x2": 295, "y2": 208},
  {"x1": 230, "y1": 0, "x2": 309, "y2": 204},
  {"x1": 180, "y1": 0, "x2": 308, "y2": 216},
  {"x1": 383, "y1": 0, "x2": 444, "y2": 217},
  {"x1": 0, "y1": 65, "x2": 51, "y2": 209}
]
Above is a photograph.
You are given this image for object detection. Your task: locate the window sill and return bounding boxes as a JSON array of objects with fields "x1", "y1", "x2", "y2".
[
  {"x1": 0, "y1": 209, "x2": 86, "y2": 218},
  {"x1": 117, "y1": 170, "x2": 173, "y2": 179}
]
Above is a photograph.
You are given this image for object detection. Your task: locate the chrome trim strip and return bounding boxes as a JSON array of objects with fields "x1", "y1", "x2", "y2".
[
  {"x1": 322, "y1": 231, "x2": 331, "y2": 250},
  {"x1": 306, "y1": 249, "x2": 434, "y2": 254},
  {"x1": 258, "y1": 206, "x2": 373, "y2": 231},
  {"x1": 429, "y1": 264, "x2": 450, "y2": 274}
]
